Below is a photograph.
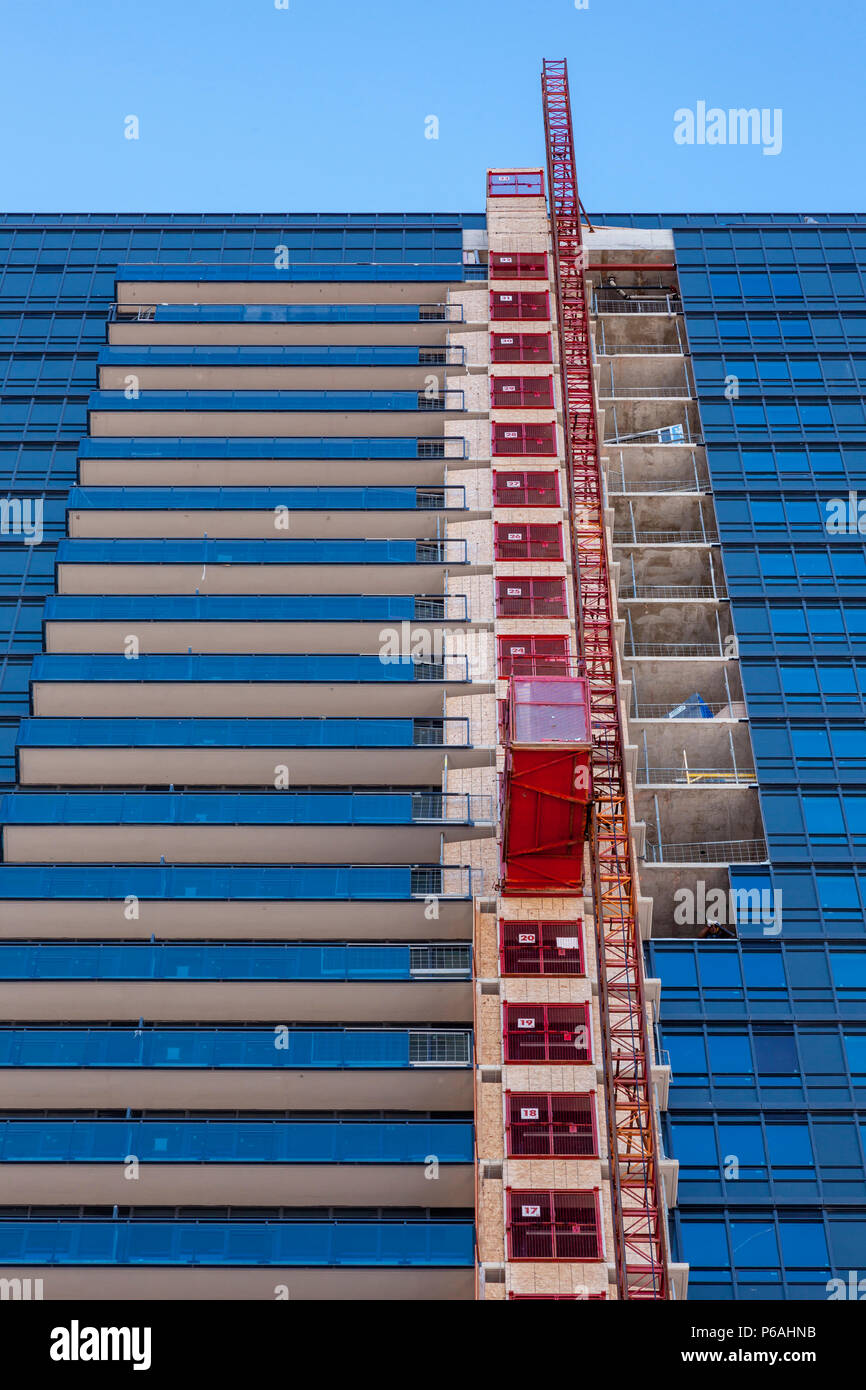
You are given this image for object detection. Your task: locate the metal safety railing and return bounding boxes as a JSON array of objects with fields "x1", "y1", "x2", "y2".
[
  {"x1": 593, "y1": 294, "x2": 682, "y2": 316},
  {"x1": 408, "y1": 1029, "x2": 472, "y2": 1065},
  {"x1": 409, "y1": 866, "x2": 480, "y2": 898},
  {"x1": 642, "y1": 838, "x2": 769, "y2": 865},
  {"x1": 624, "y1": 641, "x2": 728, "y2": 658},
  {"x1": 619, "y1": 584, "x2": 727, "y2": 601},
  {"x1": 598, "y1": 385, "x2": 691, "y2": 399},
  {"x1": 597, "y1": 342, "x2": 683, "y2": 356},
  {"x1": 409, "y1": 945, "x2": 472, "y2": 976},
  {"x1": 630, "y1": 701, "x2": 747, "y2": 720},
  {"x1": 613, "y1": 530, "x2": 719, "y2": 546},
  {"x1": 606, "y1": 476, "x2": 709, "y2": 495},
  {"x1": 636, "y1": 766, "x2": 756, "y2": 786}
]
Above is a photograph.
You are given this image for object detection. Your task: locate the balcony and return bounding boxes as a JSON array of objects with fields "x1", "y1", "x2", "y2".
[
  {"x1": 0, "y1": 1215, "x2": 476, "y2": 1269},
  {"x1": 0, "y1": 1116, "x2": 474, "y2": 1163},
  {"x1": 88, "y1": 389, "x2": 470, "y2": 443},
  {"x1": 97, "y1": 344, "x2": 467, "y2": 392},
  {"x1": 77, "y1": 435, "x2": 469, "y2": 489},
  {"x1": 109, "y1": 303, "x2": 466, "y2": 325},
  {"x1": 0, "y1": 940, "x2": 473, "y2": 1025},
  {"x1": 17, "y1": 714, "x2": 491, "y2": 787},
  {"x1": 0, "y1": 1116, "x2": 476, "y2": 1211},
  {"x1": 0, "y1": 862, "x2": 480, "y2": 938},
  {"x1": 0, "y1": 790, "x2": 496, "y2": 864},
  {"x1": 30, "y1": 653, "x2": 486, "y2": 721},
  {"x1": 0, "y1": 941, "x2": 472, "y2": 981},
  {"x1": 54, "y1": 537, "x2": 478, "y2": 599}
]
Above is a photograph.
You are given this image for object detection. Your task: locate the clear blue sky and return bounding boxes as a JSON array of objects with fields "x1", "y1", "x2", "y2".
[{"x1": 0, "y1": 0, "x2": 862, "y2": 213}]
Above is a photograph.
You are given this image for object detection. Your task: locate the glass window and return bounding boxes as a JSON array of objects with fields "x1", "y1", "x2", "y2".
[
  {"x1": 707, "y1": 1034, "x2": 752, "y2": 1073},
  {"x1": 730, "y1": 1221, "x2": 779, "y2": 1267},
  {"x1": 717, "y1": 1122, "x2": 764, "y2": 1164},
  {"x1": 670, "y1": 1123, "x2": 717, "y2": 1164},
  {"x1": 753, "y1": 1033, "x2": 798, "y2": 1072},
  {"x1": 680, "y1": 1221, "x2": 728, "y2": 1266},
  {"x1": 766, "y1": 1125, "x2": 813, "y2": 1166},
  {"x1": 778, "y1": 1223, "x2": 829, "y2": 1267}
]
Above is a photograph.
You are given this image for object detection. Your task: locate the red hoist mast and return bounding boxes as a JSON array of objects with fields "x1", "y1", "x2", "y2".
[{"x1": 540, "y1": 57, "x2": 670, "y2": 1300}]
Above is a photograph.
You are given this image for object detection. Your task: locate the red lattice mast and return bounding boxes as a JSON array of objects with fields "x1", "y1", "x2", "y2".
[{"x1": 541, "y1": 57, "x2": 669, "y2": 1300}]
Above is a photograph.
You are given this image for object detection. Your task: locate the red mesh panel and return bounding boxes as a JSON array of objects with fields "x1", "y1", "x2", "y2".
[
  {"x1": 491, "y1": 333, "x2": 553, "y2": 365},
  {"x1": 499, "y1": 922, "x2": 584, "y2": 977},
  {"x1": 507, "y1": 1190, "x2": 602, "y2": 1261},
  {"x1": 495, "y1": 578, "x2": 568, "y2": 619},
  {"x1": 493, "y1": 470, "x2": 560, "y2": 508},
  {"x1": 491, "y1": 376, "x2": 554, "y2": 410},
  {"x1": 503, "y1": 1003, "x2": 591, "y2": 1063},
  {"x1": 506, "y1": 1092, "x2": 597, "y2": 1157},
  {"x1": 492, "y1": 422, "x2": 556, "y2": 457},
  {"x1": 490, "y1": 291, "x2": 549, "y2": 322},
  {"x1": 489, "y1": 251, "x2": 548, "y2": 280},
  {"x1": 494, "y1": 522, "x2": 562, "y2": 560},
  {"x1": 498, "y1": 636, "x2": 569, "y2": 679}
]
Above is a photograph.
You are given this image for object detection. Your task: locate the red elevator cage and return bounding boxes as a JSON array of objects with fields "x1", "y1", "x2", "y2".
[
  {"x1": 489, "y1": 251, "x2": 549, "y2": 280},
  {"x1": 505, "y1": 1092, "x2": 598, "y2": 1157},
  {"x1": 507, "y1": 1190, "x2": 602, "y2": 1262},
  {"x1": 500, "y1": 674, "x2": 592, "y2": 894},
  {"x1": 490, "y1": 332, "x2": 553, "y2": 364}
]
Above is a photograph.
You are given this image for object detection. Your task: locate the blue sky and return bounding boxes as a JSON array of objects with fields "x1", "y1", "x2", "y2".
[{"x1": 0, "y1": 0, "x2": 862, "y2": 213}]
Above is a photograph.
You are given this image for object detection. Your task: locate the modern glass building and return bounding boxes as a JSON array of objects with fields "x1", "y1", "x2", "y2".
[{"x1": 0, "y1": 200, "x2": 863, "y2": 1300}]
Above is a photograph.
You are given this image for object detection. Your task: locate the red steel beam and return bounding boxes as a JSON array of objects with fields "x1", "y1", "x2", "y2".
[{"x1": 541, "y1": 56, "x2": 670, "y2": 1301}]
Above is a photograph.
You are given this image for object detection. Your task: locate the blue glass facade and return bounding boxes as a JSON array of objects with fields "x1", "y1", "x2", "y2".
[
  {"x1": 642, "y1": 218, "x2": 866, "y2": 1300},
  {"x1": 0, "y1": 214, "x2": 483, "y2": 1292}
]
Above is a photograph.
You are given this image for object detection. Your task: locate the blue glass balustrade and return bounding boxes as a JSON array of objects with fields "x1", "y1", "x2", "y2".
[
  {"x1": 98, "y1": 347, "x2": 465, "y2": 367},
  {"x1": 66, "y1": 486, "x2": 465, "y2": 511},
  {"x1": 0, "y1": 863, "x2": 472, "y2": 900},
  {"x1": 0, "y1": 1118, "x2": 474, "y2": 1163},
  {"x1": 43, "y1": 594, "x2": 465, "y2": 622},
  {"x1": 55, "y1": 538, "x2": 466, "y2": 564},
  {"x1": 0, "y1": 1027, "x2": 473, "y2": 1067},
  {"x1": 0, "y1": 942, "x2": 471, "y2": 980},
  {"x1": 134, "y1": 305, "x2": 463, "y2": 324},
  {"x1": 78, "y1": 437, "x2": 467, "y2": 459},
  {"x1": 0, "y1": 791, "x2": 489, "y2": 825},
  {"x1": 0, "y1": 1218, "x2": 475, "y2": 1266},
  {"x1": 119, "y1": 263, "x2": 465, "y2": 283},
  {"x1": 31, "y1": 654, "x2": 468, "y2": 683},
  {"x1": 88, "y1": 389, "x2": 464, "y2": 412},
  {"x1": 16, "y1": 716, "x2": 468, "y2": 749}
]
